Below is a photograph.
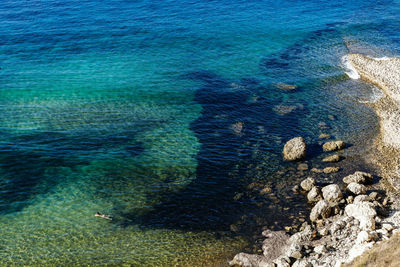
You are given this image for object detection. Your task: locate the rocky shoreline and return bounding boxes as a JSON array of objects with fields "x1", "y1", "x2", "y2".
[
  {"x1": 229, "y1": 53, "x2": 400, "y2": 267},
  {"x1": 230, "y1": 139, "x2": 396, "y2": 267}
]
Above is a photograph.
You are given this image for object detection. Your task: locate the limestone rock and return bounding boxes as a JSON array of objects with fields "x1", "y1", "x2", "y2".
[
  {"x1": 283, "y1": 137, "x2": 306, "y2": 161},
  {"x1": 323, "y1": 166, "x2": 340, "y2": 173},
  {"x1": 354, "y1": 195, "x2": 371, "y2": 203},
  {"x1": 345, "y1": 202, "x2": 377, "y2": 230},
  {"x1": 229, "y1": 253, "x2": 273, "y2": 267},
  {"x1": 274, "y1": 256, "x2": 291, "y2": 267},
  {"x1": 314, "y1": 245, "x2": 327, "y2": 254},
  {"x1": 307, "y1": 186, "x2": 322, "y2": 203},
  {"x1": 322, "y1": 140, "x2": 345, "y2": 152},
  {"x1": 292, "y1": 259, "x2": 312, "y2": 267},
  {"x1": 300, "y1": 177, "x2": 315, "y2": 192},
  {"x1": 321, "y1": 184, "x2": 343, "y2": 203},
  {"x1": 343, "y1": 171, "x2": 373, "y2": 184},
  {"x1": 356, "y1": 231, "x2": 372, "y2": 244},
  {"x1": 261, "y1": 230, "x2": 290, "y2": 261},
  {"x1": 322, "y1": 154, "x2": 341, "y2": 162},
  {"x1": 346, "y1": 182, "x2": 367, "y2": 195},
  {"x1": 310, "y1": 200, "x2": 331, "y2": 222}
]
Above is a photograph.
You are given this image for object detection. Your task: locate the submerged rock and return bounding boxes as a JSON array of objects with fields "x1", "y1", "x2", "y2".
[
  {"x1": 322, "y1": 140, "x2": 346, "y2": 152},
  {"x1": 276, "y1": 83, "x2": 298, "y2": 91},
  {"x1": 319, "y1": 133, "x2": 331, "y2": 139},
  {"x1": 322, "y1": 154, "x2": 341, "y2": 163},
  {"x1": 273, "y1": 105, "x2": 298, "y2": 116},
  {"x1": 231, "y1": 122, "x2": 244, "y2": 135},
  {"x1": 283, "y1": 137, "x2": 307, "y2": 161},
  {"x1": 323, "y1": 166, "x2": 340, "y2": 173},
  {"x1": 298, "y1": 163, "x2": 309, "y2": 171}
]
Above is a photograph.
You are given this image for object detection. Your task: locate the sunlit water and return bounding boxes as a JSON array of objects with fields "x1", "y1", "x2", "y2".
[{"x1": 1, "y1": 0, "x2": 400, "y2": 266}]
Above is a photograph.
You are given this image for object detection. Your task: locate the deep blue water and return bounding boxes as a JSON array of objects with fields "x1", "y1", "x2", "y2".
[{"x1": 0, "y1": 0, "x2": 399, "y2": 265}]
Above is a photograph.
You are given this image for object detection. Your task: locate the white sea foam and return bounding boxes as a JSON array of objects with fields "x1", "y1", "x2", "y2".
[
  {"x1": 374, "y1": 56, "x2": 391, "y2": 61},
  {"x1": 341, "y1": 55, "x2": 360, "y2": 79}
]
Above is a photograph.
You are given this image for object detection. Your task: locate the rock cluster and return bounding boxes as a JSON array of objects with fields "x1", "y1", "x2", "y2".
[{"x1": 229, "y1": 171, "x2": 394, "y2": 267}]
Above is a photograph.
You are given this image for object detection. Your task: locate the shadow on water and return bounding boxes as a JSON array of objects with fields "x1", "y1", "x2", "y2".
[
  {"x1": 0, "y1": 130, "x2": 143, "y2": 214},
  {"x1": 125, "y1": 70, "x2": 309, "y2": 233}
]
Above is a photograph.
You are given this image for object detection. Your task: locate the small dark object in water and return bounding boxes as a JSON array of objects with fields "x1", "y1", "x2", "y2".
[{"x1": 95, "y1": 212, "x2": 112, "y2": 220}]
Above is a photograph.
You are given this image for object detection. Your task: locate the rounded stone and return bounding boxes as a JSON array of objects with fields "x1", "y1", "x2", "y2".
[
  {"x1": 283, "y1": 137, "x2": 307, "y2": 161},
  {"x1": 300, "y1": 177, "x2": 315, "y2": 191}
]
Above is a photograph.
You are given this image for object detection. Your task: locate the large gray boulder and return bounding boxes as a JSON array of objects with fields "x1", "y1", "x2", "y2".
[
  {"x1": 322, "y1": 140, "x2": 345, "y2": 152},
  {"x1": 343, "y1": 171, "x2": 373, "y2": 184},
  {"x1": 321, "y1": 184, "x2": 343, "y2": 203},
  {"x1": 310, "y1": 200, "x2": 331, "y2": 222},
  {"x1": 283, "y1": 137, "x2": 306, "y2": 161},
  {"x1": 345, "y1": 202, "x2": 377, "y2": 230}
]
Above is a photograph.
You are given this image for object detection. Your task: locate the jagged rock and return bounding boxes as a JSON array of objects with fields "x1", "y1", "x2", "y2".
[
  {"x1": 382, "y1": 223, "x2": 394, "y2": 232},
  {"x1": 290, "y1": 250, "x2": 303, "y2": 259},
  {"x1": 345, "y1": 202, "x2": 377, "y2": 230},
  {"x1": 321, "y1": 184, "x2": 343, "y2": 203},
  {"x1": 343, "y1": 171, "x2": 373, "y2": 184},
  {"x1": 292, "y1": 259, "x2": 312, "y2": 267},
  {"x1": 355, "y1": 231, "x2": 373, "y2": 244},
  {"x1": 323, "y1": 166, "x2": 340, "y2": 173},
  {"x1": 274, "y1": 256, "x2": 291, "y2": 267},
  {"x1": 319, "y1": 227, "x2": 329, "y2": 236},
  {"x1": 330, "y1": 220, "x2": 346, "y2": 234},
  {"x1": 354, "y1": 195, "x2": 371, "y2": 203},
  {"x1": 322, "y1": 140, "x2": 345, "y2": 152},
  {"x1": 261, "y1": 230, "x2": 290, "y2": 261},
  {"x1": 307, "y1": 186, "x2": 322, "y2": 203},
  {"x1": 322, "y1": 154, "x2": 341, "y2": 162},
  {"x1": 229, "y1": 253, "x2": 273, "y2": 267},
  {"x1": 300, "y1": 177, "x2": 315, "y2": 192},
  {"x1": 314, "y1": 245, "x2": 327, "y2": 254},
  {"x1": 310, "y1": 200, "x2": 331, "y2": 222},
  {"x1": 283, "y1": 137, "x2": 306, "y2": 161},
  {"x1": 369, "y1": 191, "x2": 381, "y2": 201},
  {"x1": 346, "y1": 182, "x2": 367, "y2": 195}
]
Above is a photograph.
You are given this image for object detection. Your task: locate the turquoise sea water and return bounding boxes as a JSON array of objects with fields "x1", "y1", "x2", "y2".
[{"x1": 1, "y1": 0, "x2": 400, "y2": 266}]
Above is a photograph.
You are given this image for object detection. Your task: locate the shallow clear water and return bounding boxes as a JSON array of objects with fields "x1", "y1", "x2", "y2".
[{"x1": 0, "y1": 0, "x2": 400, "y2": 266}]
